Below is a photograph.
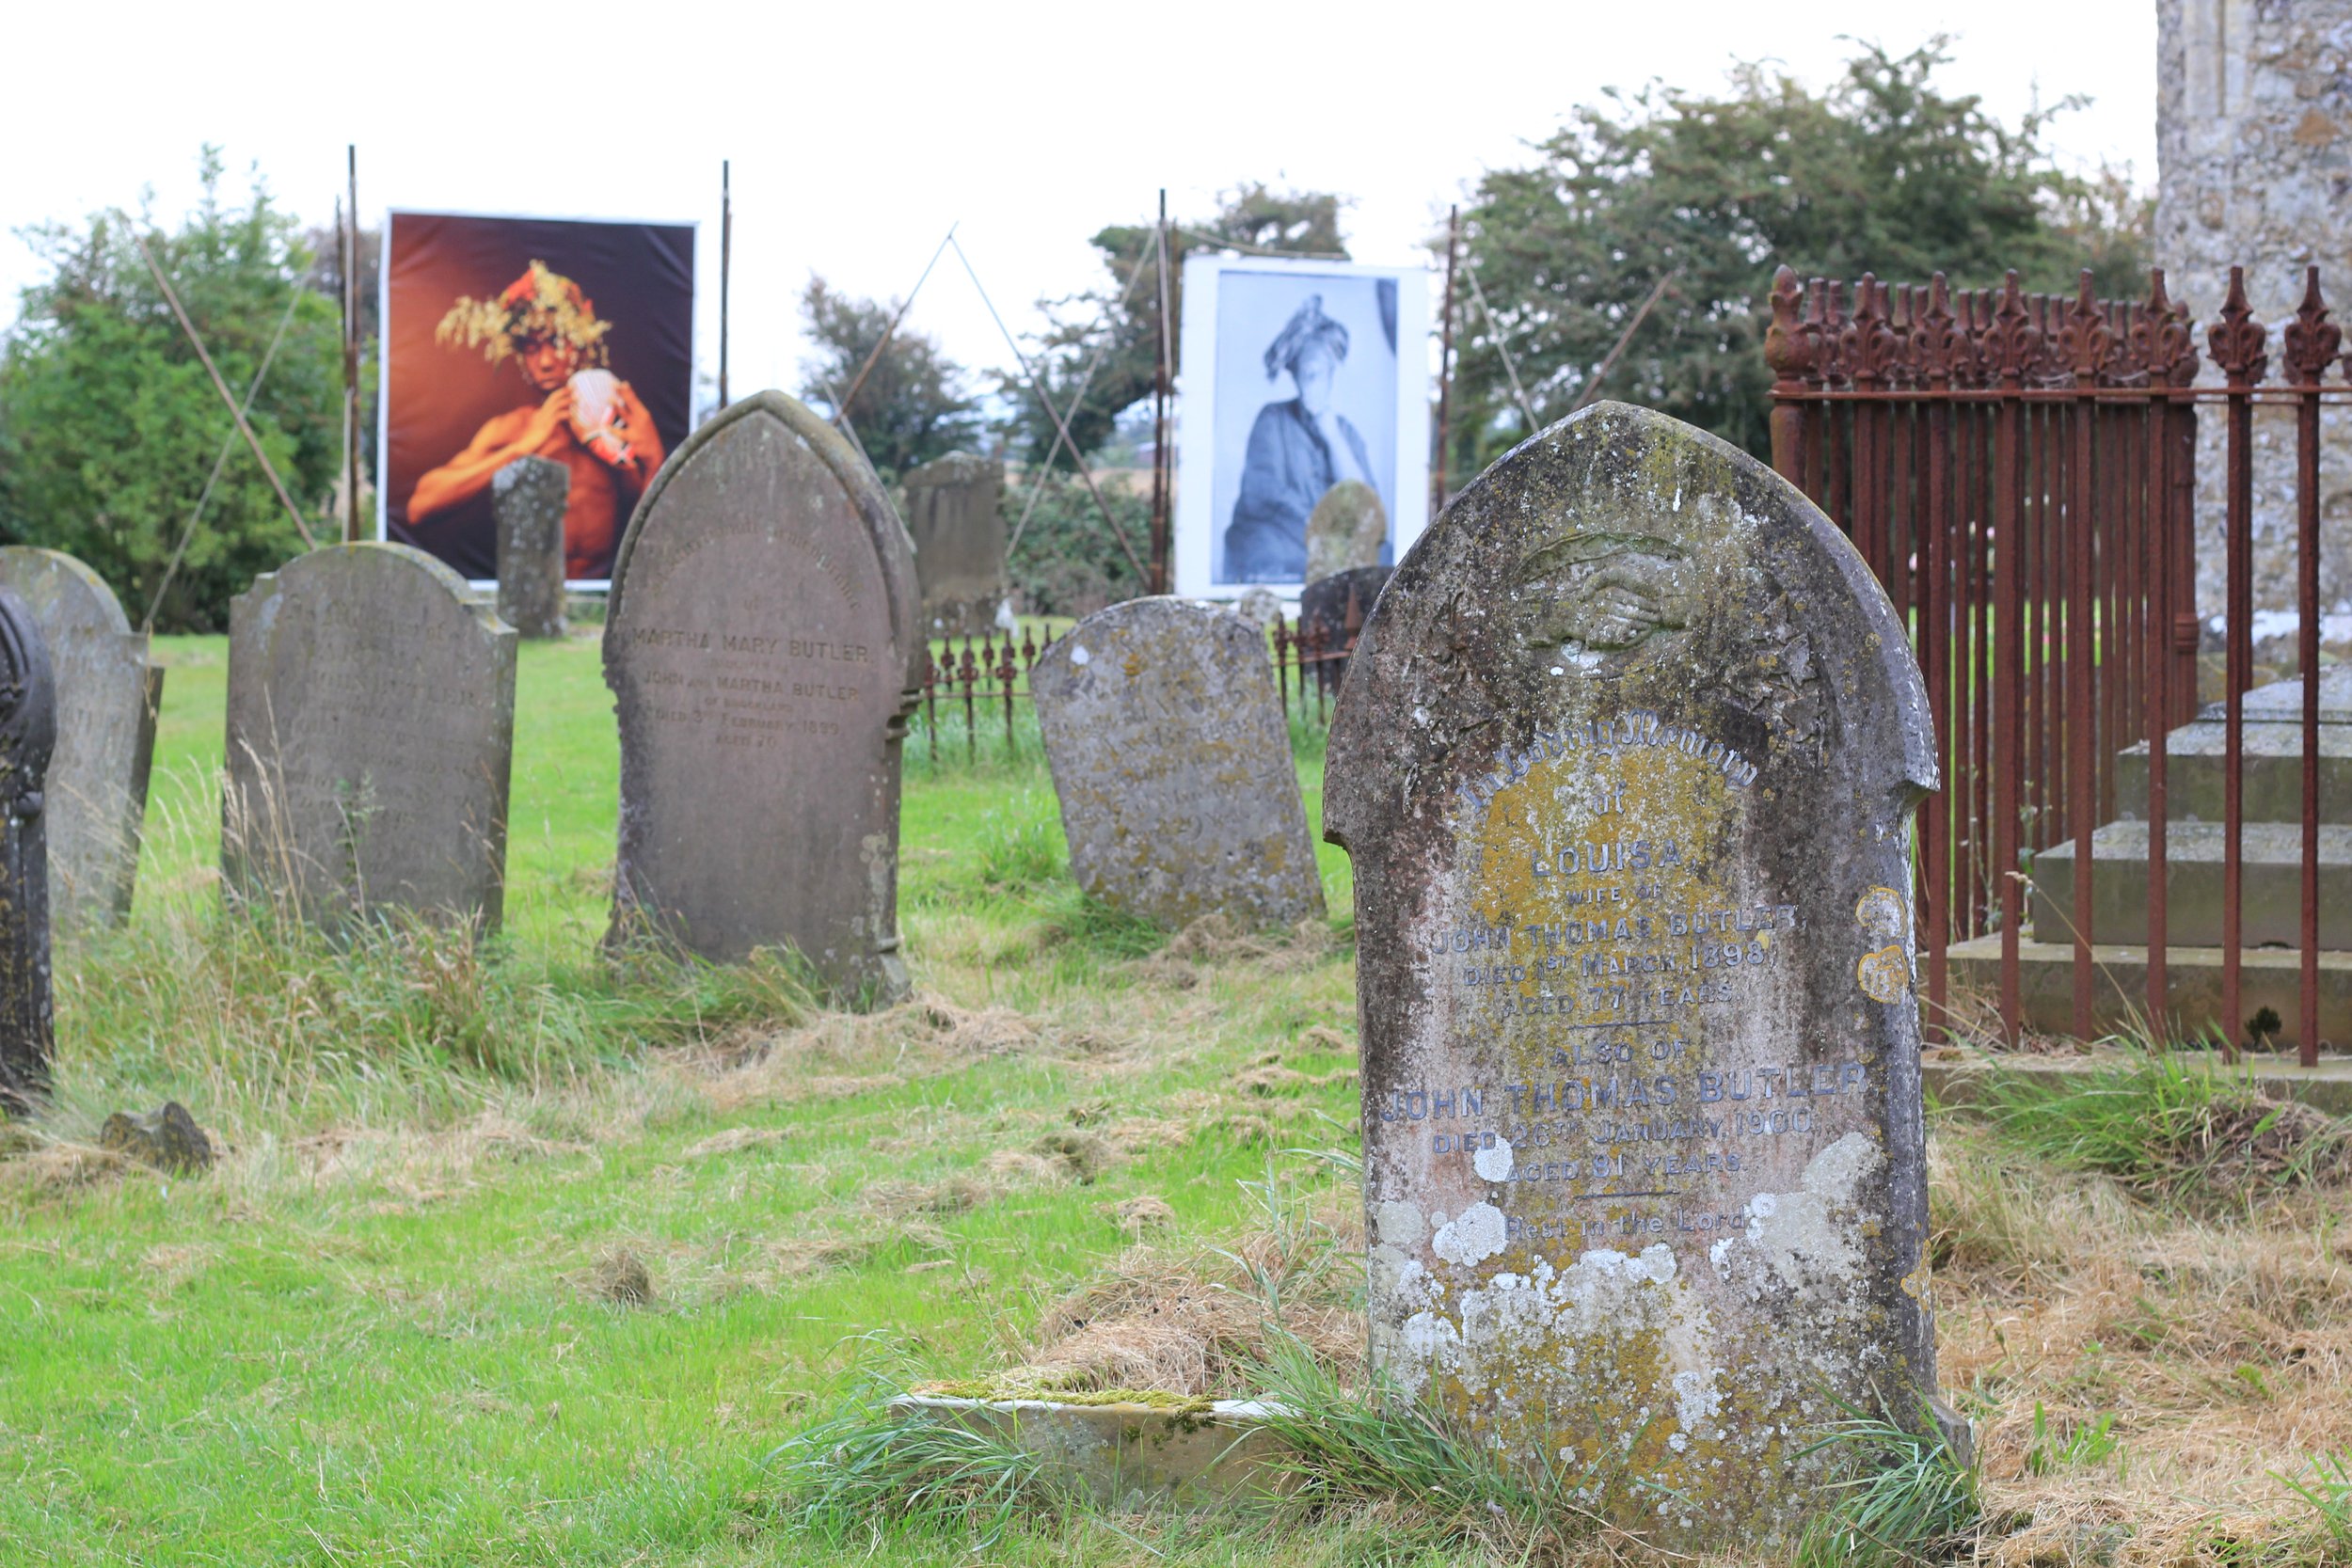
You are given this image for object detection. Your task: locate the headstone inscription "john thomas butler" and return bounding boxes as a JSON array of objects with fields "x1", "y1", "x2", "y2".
[{"x1": 1325, "y1": 402, "x2": 1943, "y2": 1547}]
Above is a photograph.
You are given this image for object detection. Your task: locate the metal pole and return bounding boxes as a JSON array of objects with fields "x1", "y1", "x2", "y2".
[
  {"x1": 135, "y1": 235, "x2": 317, "y2": 550},
  {"x1": 719, "y1": 159, "x2": 731, "y2": 411},
  {"x1": 344, "y1": 145, "x2": 361, "y2": 544},
  {"x1": 1151, "y1": 189, "x2": 1172, "y2": 594},
  {"x1": 835, "y1": 225, "x2": 957, "y2": 430},
  {"x1": 1434, "y1": 204, "x2": 1457, "y2": 517}
]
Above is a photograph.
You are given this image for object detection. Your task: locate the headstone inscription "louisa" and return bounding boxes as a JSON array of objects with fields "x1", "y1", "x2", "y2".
[
  {"x1": 224, "y1": 545, "x2": 516, "y2": 932},
  {"x1": 1325, "y1": 403, "x2": 1940, "y2": 1547},
  {"x1": 604, "y1": 392, "x2": 921, "y2": 1003},
  {"x1": 1032, "y1": 597, "x2": 1323, "y2": 930},
  {"x1": 0, "y1": 547, "x2": 163, "y2": 931}
]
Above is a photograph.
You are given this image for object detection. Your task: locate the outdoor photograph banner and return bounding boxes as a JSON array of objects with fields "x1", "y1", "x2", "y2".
[
  {"x1": 1173, "y1": 254, "x2": 1431, "y2": 600},
  {"x1": 380, "y1": 212, "x2": 695, "y2": 586}
]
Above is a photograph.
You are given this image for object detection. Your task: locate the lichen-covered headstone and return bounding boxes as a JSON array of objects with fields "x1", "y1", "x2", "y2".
[
  {"x1": 1033, "y1": 596, "x2": 1323, "y2": 929},
  {"x1": 224, "y1": 544, "x2": 516, "y2": 933},
  {"x1": 1325, "y1": 403, "x2": 1940, "y2": 1548},
  {"x1": 604, "y1": 392, "x2": 921, "y2": 1003},
  {"x1": 0, "y1": 547, "x2": 162, "y2": 931},
  {"x1": 494, "y1": 455, "x2": 569, "y2": 639},
  {"x1": 901, "y1": 451, "x2": 1007, "y2": 637},
  {"x1": 0, "y1": 586, "x2": 55, "y2": 1112},
  {"x1": 1304, "y1": 479, "x2": 1388, "y2": 584}
]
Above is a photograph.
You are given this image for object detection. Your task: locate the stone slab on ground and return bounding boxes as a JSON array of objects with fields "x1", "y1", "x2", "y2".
[
  {"x1": 604, "y1": 391, "x2": 921, "y2": 1003},
  {"x1": 1922, "y1": 1042, "x2": 2352, "y2": 1117},
  {"x1": 2031, "y1": 819, "x2": 2352, "y2": 949},
  {"x1": 1947, "y1": 932, "x2": 2352, "y2": 1053},
  {"x1": 1031, "y1": 596, "x2": 1323, "y2": 930},
  {"x1": 223, "y1": 544, "x2": 516, "y2": 933},
  {"x1": 1323, "y1": 401, "x2": 1940, "y2": 1548},
  {"x1": 0, "y1": 547, "x2": 162, "y2": 931},
  {"x1": 888, "y1": 1395, "x2": 1289, "y2": 1511},
  {"x1": 2114, "y1": 720, "x2": 2352, "y2": 825}
]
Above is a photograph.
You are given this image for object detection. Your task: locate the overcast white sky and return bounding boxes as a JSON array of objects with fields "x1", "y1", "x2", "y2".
[{"x1": 4, "y1": 0, "x2": 2155, "y2": 405}]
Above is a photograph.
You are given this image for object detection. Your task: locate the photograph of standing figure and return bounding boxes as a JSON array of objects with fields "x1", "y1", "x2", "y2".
[
  {"x1": 1222, "y1": 295, "x2": 1380, "y2": 582},
  {"x1": 1175, "y1": 254, "x2": 1429, "y2": 598}
]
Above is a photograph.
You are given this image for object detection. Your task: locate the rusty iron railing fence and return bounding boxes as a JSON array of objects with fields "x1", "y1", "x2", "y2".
[
  {"x1": 1766, "y1": 262, "x2": 2340, "y2": 1062},
  {"x1": 914, "y1": 606, "x2": 1367, "y2": 764}
]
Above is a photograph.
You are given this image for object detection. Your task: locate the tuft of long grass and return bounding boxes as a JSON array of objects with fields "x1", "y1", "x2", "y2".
[
  {"x1": 1249, "y1": 1338, "x2": 1609, "y2": 1566},
  {"x1": 1971, "y1": 1050, "x2": 2349, "y2": 1212},
  {"x1": 765, "y1": 1379, "x2": 1056, "y2": 1549},
  {"x1": 1793, "y1": 1404, "x2": 1980, "y2": 1567},
  {"x1": 49, "y1": 898, "x2": 814, "y2": 1138}
]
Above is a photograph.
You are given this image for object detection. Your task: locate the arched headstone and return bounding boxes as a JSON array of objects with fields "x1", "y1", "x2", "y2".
[
  {"x1": 0, "y1": 548, "x2": 162, "y2": 931},
  {"x1": 1304, "y1": 479, "x2": 1388, "y2": 584},
  {"x1": 0, "y1": 586, "x2": 55, "y2": 1111},
  {"x1": 1325, "y1": 403, "x2": 1941, "y2": 1548},
  {"x1": 224, "y1": 544, "x2": 516, "y2": 933},
  {"x1": 1033, "y1": 596, "x2": 1323, "y2": 930},
  {"x1": 901, "y1": 451, "x2": 1007, "y2": 637},
  {"x1": 494, "y1": 456, "x2": 570, "y2": 639},
  {"x1": 604, "y1": 392, "x2": 921, "y2": 1003}
]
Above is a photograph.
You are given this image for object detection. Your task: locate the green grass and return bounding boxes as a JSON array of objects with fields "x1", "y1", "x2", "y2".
[{"x1": 0, "y1": 630, "x2": 1366, "y2": 1566}]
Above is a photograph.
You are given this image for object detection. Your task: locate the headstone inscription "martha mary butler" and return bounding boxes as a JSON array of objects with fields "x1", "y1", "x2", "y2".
[
  {"x1": 224, "y1": 544, "x2": 516, "y2": 932},
  {"x1": 1033, "y1": 596, "x2": 1324, "y2": 930},
  {"x1": 1325, "y1": 403, "x2": 1940, "y2": 1547},
  {"x1": 604, "y1": 392, "x2": 921, "y2": 1003}
]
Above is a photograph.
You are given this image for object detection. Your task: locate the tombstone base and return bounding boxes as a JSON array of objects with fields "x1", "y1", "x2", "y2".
[{"x1": 889, "y1": 1393, "x2": 1291, "y2": 1511}]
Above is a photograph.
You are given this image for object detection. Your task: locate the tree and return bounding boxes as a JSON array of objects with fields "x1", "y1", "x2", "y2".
[
  {"x1": 796, "y1": 277, "x2": 978, "y2": 481},
  {"x1": 1004, "y1": 183, "x2": 1349, "y2": 463},
  {"x1": 1446, "y1": 40, "x2": 2153, "y2": 471},
  {"x1": 0, "y1": 149, "x2": 345, "y2": 631}
]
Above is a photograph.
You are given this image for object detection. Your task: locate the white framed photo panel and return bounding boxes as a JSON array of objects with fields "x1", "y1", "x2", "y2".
[{"x1": 1174, "y1": 255, "x2": 1431, "y2": 600}]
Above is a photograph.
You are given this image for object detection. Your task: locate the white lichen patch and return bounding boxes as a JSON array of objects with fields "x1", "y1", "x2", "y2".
[
  {"x1": 1432, "y1": 1201, "x2": 1507, "y2": 1266},
  {"x1": 1473, "y1": 1137, "x2": 1515, "y2": 1181},
  {"x1": 1730, "y1": 1131, "x2": 1881, "y2": 1293}
]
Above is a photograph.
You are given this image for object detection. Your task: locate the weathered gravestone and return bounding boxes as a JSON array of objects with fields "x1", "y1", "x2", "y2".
[
  {"x1": 1298, "y1": 563, "x2": 1390, "y2": 694},
  {"x1": 1324, "y1": 403, "x2": 1942, "y2": 1548},
  {"x1": 0, "y1": 587, "x2": 56, "y2": 1111},
  {"x1": 901, "y1": 451, "x2": 1007, "y2": 637},
  {"x1": 0, "y1": 548, "x2": 162, "y2": 931},
  {"x1": 1304, "y1": 479, "x2": 1388, "y2": 585},
  {"x1": 604, "y1": 392, "x2": 921, "y2": 1002},
  {"x1": 494, "y1": 455, "x2": 570, "y2": 639},
  {"x1": 1032, "y1": 597, "x2": 1323, "y2": 929},
  {"x1": 224, "y1": 545, "x2": 516, "y2": 933}
]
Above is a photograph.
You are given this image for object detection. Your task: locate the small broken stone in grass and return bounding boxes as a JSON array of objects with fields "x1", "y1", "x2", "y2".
[
  {"x1": 591, "y1": 1246, "x2": 655, "y2": 1306},
  {"x1": 97, "y1": 1102, "x2": 212, "y2": 1174}
]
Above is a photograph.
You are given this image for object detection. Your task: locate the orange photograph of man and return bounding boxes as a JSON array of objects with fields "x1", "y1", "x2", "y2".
[{"x1": 383, "y1": 213, "x2": 693, "y2": 584}]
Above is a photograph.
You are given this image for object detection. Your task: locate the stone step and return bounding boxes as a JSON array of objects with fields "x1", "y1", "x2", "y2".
[
  {"x1": 1947, "y1": 933, "x2": 2352, "y2": 1051},
  {"x1": 2030, "y1": 819, "x2": 2352, "y2": 949},
  {"x1": 2114, "y1": 721, "x2": 2352, "y2": 824}
]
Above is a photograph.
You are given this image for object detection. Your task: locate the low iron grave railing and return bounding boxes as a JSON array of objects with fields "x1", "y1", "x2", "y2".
[
  {"x1": 914, "y1": 603, "x2": 1369, "y2": 765},
  {"x1": 1766, "y1": 262, "x2": 2342, "y2": 1061}
]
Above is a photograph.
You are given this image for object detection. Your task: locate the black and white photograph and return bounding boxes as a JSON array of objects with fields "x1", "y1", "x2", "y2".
[{"x1": 1175, "y1": 255, "x2": 1430, "y2": 597}]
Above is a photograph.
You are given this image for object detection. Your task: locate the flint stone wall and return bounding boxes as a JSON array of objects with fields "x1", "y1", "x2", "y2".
[
  {"x1": 2157, "y1": 0, "x2": 2352, "y2": 657},
  {"x1": 1325, "y1": 403, "x2": 1940, "y2": 1548},
  {"x1": 0, "y1": 548, "x2": 161, "y2": 931},
  {"x1": 224, "y1": 544, "x2": 516, "y2": 932},
  {"x1": 604, "y1": 392, "x2": 921, "y2": 1004}
]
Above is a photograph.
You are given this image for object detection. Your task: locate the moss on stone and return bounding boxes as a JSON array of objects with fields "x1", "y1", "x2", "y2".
[{"x1": 912, "y1": 1379, "x2": 1216, "y2": 1418}]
